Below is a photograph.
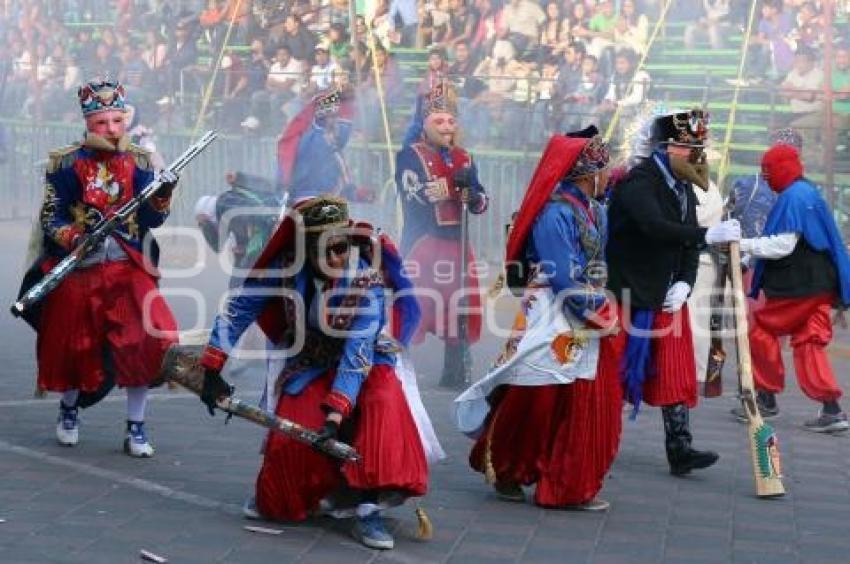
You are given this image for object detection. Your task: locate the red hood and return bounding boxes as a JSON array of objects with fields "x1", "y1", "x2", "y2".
[
  {"x1": 761, "y1": 144, "x2": 803, "y2": 193},
  {"x1": 505, "y1": 135, "x2": 588, "y2": 263}
]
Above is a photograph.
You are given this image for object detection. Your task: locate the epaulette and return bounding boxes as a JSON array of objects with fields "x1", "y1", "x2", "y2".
[
  {"x1": 127, "y1": 143, "x2": 153, "y2": 171},
  {"x1": 46, "y1": 143, "x2": 80, "y2": 174}
]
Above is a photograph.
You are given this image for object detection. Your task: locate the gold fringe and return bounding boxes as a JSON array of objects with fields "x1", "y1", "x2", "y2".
[
  {"x1": 414, "y1": 506, "x2": 433, "y2": 540},
  {"x1": 483, "y1": 408, "x2": 499, "y2": 485}
]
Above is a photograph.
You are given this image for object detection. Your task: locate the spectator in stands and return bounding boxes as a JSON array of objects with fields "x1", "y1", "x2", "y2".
[
  {"x1": 388, "y1": 0, "x2": 419, "y2": 47},
  {"x1": 328, "y1": 0, "x2": 352, "y2": 29},
  {"x1": 791, "y1": 2, "x2": 823, "y2": 51},
  {"x1": 370, "y1": 0, "x2": 394, "y2": 49},
  {"x1": 346, "y1": 41, "x2": 372, "y2": 84},
  {"x1": 219, "y1": 52, "x2": 249, "y2": 131},
  {"x1": 118, "y1": 44, "x2": 146, "y2": 86},
  {"x1": 283, "y1": 13, "x2": 317, "y2": 65},
  {"x1": 833, "y1": 46, "x2": 850, "y2": 153},
  {"x1": 359, "y1": 42, "x2": 403, "y2": 140},
  {"x1": 308, "y1": 45, "x2": 338, "y2": 94},
  {"x1": 450, "y1": 40, "x2": 482, "y2": 89},
  {"x1": 586, "y1": 0, "x2": 617, "y2": 60},
  {"x1": 554, "y1": 41, "x2": 586, "y2": 101},
  {"x1": 426, "y1": 0, "x2": 453, "y2": 46},
  {"x1": 594, "y1": 48, "x2": 650, "y2": 138},
  {"x1": 328, "y1": 23, "x2": 350, "y2": 65},
  {"x1": 779, "y1": 46, "x2": 823, "y2": 143},
  {"x1": 160, "y1": 20, "x2": 199, "y2": 105},
  {"x1": 749, "y1": 0, "x2": 795, "y2": 80},
  {"x1": 73, "y1": 28, "x2": 97, "y2": 65},
  {"x1": 684, "y1": 0, "x2": 730, "y2": 50},
  {"x1": 251, "y1": 45, "x2": 305, "y2": 126},
  {"x1": 614, "y1": 0, "x2": 649, "y2": 55},
  {"x1": 502, "y1": 0, "x2": 545, "y2": 57},
  {"x1": 539, "y1": 1, "x2": 571, "y2": 59},
  {"x1": 440, "y1": 0, "x2": 478, "y2": 50},
  {"x1": 558, "y1": 53, "x2": 605, "y2": 131},
  {"x1": 567, "y1": 1, "x2": 593, "y2": 48},
  {"x1": 471, "y1": 0, "x2": 504, "y2": 55},
  {"x1": 451, "y1": 40, "x2": 487, "y2": 145},
  {"x1": 473, "y1": 34, "x2": 520, "y2": 113},
  {"x1": 420, "y1": 46, "x2": 450, "y2": 93},
  {"x1": 89, "y1": 41, "x2": 121, "y2": 79},
  {"x1": 142, "y1": 28, "x2": 168, "y2": 87}
]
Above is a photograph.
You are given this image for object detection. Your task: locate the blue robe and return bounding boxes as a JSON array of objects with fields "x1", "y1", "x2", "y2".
[{"x1": 751, "y1": 178, "x2": 850, "y2": 306}]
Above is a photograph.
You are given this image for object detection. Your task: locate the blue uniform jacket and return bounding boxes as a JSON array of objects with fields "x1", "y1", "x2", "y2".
[
  {"x1": 528, "y1": 182, "x2": 608, "y2": 321},
  {"x1": 208, "y1": 255, "x2": 395, "y2": 415}
]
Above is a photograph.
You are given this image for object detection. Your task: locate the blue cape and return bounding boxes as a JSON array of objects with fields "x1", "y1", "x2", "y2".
[{"x1": 751, "y1": 178, "x2": 850, "y2": 306}]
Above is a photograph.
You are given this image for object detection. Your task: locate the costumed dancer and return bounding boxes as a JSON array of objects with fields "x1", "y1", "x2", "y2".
[
  {"x1": 728, "y1": 128, "x2": 803, "y2": 323},
  {"x1": 395, "y1": 80, "x2": 488, "y2": 388},
  {"x1": 276, "y1": 87, "x2": 373, "y2": 202},
  {"x1": 20, "y1": 79, "x2": 178, "y2": 456},
  {"x1": 606, "y1": 109, "x2": 742, "y2": 475},
  {"x1": 194, "y1": 170, "x2": 282, "y2": 287},
  {"x1": 731, "y1": 144, "x2": 850, "y2": 433},
  {"x1": 198, "y1": 196, "x2": 439, "y2": 550},
  {"x1": 689, "y1": 176, "x2": 726, "y2": 393},
  {"x1": 454, "y1": 127, "x2": 622, "y2": 510}
]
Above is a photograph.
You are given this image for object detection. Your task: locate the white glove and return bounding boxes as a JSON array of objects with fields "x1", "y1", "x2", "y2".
[
  {"x1": 662, "y1": 281, "x2": 691, "y2": 313},
  {"x1": 705, "y1": 219, "x2": 742, "y2": 245}
]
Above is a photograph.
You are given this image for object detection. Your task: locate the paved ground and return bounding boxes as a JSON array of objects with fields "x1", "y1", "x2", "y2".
[{"x1": 0, "y1": 219, "x2": 849, "y2": 564}]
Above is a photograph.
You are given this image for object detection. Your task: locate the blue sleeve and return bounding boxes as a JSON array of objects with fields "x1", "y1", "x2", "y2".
[
  {"x1": 208, "y1": 267, "x2": 281, "y2": 354},
  {"x1": 40, "y1": 165, "x2": 81, "y2": 248},
  {"x1": 532, "y1": 207, "x2": 606, "y2": 320},
  {"x1": 327, "y1": 284, "x2": 385, "y2": 411},
  {"x1": 134, "y1": 166, "x2": 171, "y2": 229},
  {"x1": 468, "y1": 160, "x2": 488, "y2": 215}
]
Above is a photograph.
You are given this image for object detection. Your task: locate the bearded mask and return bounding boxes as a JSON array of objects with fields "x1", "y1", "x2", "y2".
[
  {"x1": 423, "y1": 111, "x2": 457, "y2": 148},
  {"x1": 668, "y1": 146, "x2": 710, "y2": 190}
]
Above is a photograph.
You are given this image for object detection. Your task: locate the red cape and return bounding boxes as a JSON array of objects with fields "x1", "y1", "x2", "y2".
[
  {"x1": 276, "y1": 100, "x2": 355, "y2": 188},
  {"x1": 505, "y1": 135, "x2": 589, "y2": 263}
]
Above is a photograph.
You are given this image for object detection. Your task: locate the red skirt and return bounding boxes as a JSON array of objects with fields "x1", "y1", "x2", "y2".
[
  {"x1": 255, "y1": 364, "x2": 428, "y2": 522},
  {"x1": 405, "y1": 234, "x2": 482, "y2": 345},
  {"x1": 610, "y1": 305, "x2": 698, "y2": 408},
  {"x1": 469, "y1": 335, "x2": 623, "y2": 506},
  {"x1": 37, "y1": 261, "x2": 177, "y2": 392}
]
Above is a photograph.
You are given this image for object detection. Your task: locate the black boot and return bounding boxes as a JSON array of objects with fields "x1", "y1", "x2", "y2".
[
  {"x1": 662, "y1": 403, "x2": 719, "y2": 476},
  {"x1": 439, "y1": 342, "x2": 471, "y2": 389}
]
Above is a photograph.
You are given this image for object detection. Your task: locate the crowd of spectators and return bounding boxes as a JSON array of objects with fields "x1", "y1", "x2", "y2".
[{"x1": 0, "y1": 0, "x2": 847, "y2": 154}]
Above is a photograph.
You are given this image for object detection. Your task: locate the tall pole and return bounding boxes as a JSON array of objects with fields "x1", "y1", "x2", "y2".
[{"x1": 823, "y1": 0, "x2": 836, "y2": 210}]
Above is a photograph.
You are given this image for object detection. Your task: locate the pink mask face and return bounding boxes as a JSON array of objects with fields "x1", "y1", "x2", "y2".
[
  {"x1": 424, "y1": 111, "x2": 457, "y2": 147},
  {"x1": 84, "y1": 109, "x2": 127, "y2": 142}
]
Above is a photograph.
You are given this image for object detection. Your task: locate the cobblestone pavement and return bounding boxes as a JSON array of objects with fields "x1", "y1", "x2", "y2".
[{"x1": 0, "y1": 220, "x2": 848, "y2": 564}]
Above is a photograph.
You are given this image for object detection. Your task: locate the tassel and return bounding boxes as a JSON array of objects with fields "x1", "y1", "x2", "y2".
[
  {"x1": 487, "y1": 272, "x2": 506, "y2": 299},
  {"x1": 414, "y1": 506, "x2": 433, "y2": 540}
]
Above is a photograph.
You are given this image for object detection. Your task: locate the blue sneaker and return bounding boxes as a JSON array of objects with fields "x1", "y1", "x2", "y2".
[
  {"x1": 56, "y1": 402, "x2": 79, "y2": 446},
  {"x1": 352, "y1": 510, "x2": 394, "y2": 550},
  {"x1": 124, "y1": 421, "x2": 154, "y2": 458}
]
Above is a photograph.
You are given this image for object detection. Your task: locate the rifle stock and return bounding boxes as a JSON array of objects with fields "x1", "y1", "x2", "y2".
[
  {"x1": 728, "y1": 241, "x2": 785, "y2": 498},
  {"x1": 160, "y1": 344, "x2": 361, "y2": 463}
]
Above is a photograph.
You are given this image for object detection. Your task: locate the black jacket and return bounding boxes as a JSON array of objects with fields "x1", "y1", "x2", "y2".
[{"x1": 606, "y1": 157, "x2": 707, "y2": 309}]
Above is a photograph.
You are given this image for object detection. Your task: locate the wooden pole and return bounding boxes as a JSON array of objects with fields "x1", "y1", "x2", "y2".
[{"x1": 823, "y1": 0, "x2": 836, "y2": 209}]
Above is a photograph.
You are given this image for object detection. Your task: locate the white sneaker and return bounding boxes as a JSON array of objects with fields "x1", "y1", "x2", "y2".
[
  {"x1": 124, "y1": 421, "x2": 154, "y2": 458},
  {"x1": 242, "y1": 496, "x2": 262, "y2": 520},
  {"x1": 56, "y1": 403, "x2": 79, "y2": 446}
]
